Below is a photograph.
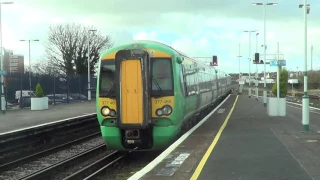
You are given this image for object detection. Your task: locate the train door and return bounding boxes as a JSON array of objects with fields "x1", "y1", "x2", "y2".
[{"x1": 115, "y1": 49, "x2": 151, "y2": 129}]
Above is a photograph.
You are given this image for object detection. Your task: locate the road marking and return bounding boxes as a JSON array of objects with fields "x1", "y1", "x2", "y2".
[
  {"x1": 306, "y1": 140, "x2": 318, "y2": 143},
  {"x1": 217, "y1": 108, "x2": 225, "y2": 113},
  {"x1": 190, "y1": 95, "x2": 239, "y2": 180},
  {"x1": 127, "y1": 94, "x2": 232, "y2": 180},
  {"x1": 155, "y1": 152, "x2": 191, "y2": 176}
]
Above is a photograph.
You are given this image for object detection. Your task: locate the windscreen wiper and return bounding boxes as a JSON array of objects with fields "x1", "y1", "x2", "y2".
[
  {"x1": 152, "y1": 75, "x2": 163, "y2": 92},
  {"x1": 105, "y1": 82, "x2": 116, "y2": 97}
]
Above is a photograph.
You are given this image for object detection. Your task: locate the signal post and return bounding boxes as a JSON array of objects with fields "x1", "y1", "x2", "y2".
[{"x1": 253, "y1": 53, "x2": 266, "y2": 102}]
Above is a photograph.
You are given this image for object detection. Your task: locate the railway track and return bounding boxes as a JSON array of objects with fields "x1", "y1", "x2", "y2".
[
  {"x1": 0, "y1": 132, "x2": 101, "y2": 173},
  {"x1": 0, "y1": 113, "x2": 99, "y2": 165},
  {"x1": 0, "y1": 113, "x2": 98, "y2": 156},
  {"x1": 0, "y1": 133, "x2": 107, "y2": 180},
  {"x1": 62, "y1": 150, "x2": 131, "y2": 180}
]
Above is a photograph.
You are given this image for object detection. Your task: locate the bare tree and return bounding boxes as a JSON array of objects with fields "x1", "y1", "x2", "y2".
[
  {"x1": 32, "y1": 59, "x2": 62, "y2": 75},
  {"x1": 45, "y1": 23, "x2": 113, "y2": 77},
  {"x1": 298, "y1": 70, "x2": 320, "y2": 89}
]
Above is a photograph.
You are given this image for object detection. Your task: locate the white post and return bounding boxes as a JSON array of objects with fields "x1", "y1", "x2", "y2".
[
  {"x1": 88, "y1": 30, "x2": 91, "y2": 102},
  {"x1": 0, "y1": 2, "x2": 4, "y2": 114},
  {"x1": 277, "y1": 42, "x2": 280, "y2": 99},
  {"x1": 276, "y1": 42, "x2": 280, "y2": 116},
  {"x1": 256, "y1": 33, "x2": 259, "y2": 100},
  {"x1": 238, "y1": 43, "x2": 242, "y2": 94},
  {"x1": 239, "y1": 44, "x2": 240, "y2": 81},
  {"x1": 87, "y1": 32, "x2": 91, "y2": 102},
  {"x1": 28, "y1": 40, "x2": 31, "y2": 100},
  {"x1": 87, "y1": 29, "x2": 97, "y2": 102},
  {"x1": 263, "y1": 0, "x2": 267, "y2": 107},
  {"x1": 302, "y1": 0, "x2": 309, "y2": 132},
  {"x1": 248, "y1": 32, "x2": 251, "y2": 98},
  {"x1": 311, "y1": 45, "x2": 313, "y2": 71}
]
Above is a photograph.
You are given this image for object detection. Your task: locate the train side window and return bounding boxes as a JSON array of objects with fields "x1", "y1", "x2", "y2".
[
  {"x1": 206, "y1": 74, "x2": 208, "y2": 90},
  {"x1": 180, "y1": 64, "x2": 186, "y2": 96},
  {"x1": 198, "y1": 73, "x2": 203, "y2": 91},
  {"x1": 183, "y1": 64, "x2": 193, "y2": 96}
]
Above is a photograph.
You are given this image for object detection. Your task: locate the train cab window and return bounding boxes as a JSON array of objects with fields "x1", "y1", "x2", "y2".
[
  {"x1": 151, "y1": 58, "x2": 174, "y2": 96},
  {"x1": 100, "y1": 60, "x2": 116, "y2": 97}
]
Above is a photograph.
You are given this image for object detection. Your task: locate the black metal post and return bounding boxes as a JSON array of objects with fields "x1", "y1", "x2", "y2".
[
  {"x1": 67, "y1": 76, "x2": 69, "y2": 103},
  {"x1": 78, "y1": 75, "x2": 81, "y2": 101},
  {"x1": 53, "y1": 75, "x2": 56, "y2": 105},
  {"x1": 20, "y1": 72, "x2": 23, "y2": 109}
]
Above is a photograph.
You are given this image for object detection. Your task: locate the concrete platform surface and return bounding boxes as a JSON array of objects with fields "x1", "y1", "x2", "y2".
[
  {"x1": 130, "y1": 95, "x2": 320, "y2": 180},
  {"x1": 0, "y1": 101, "x2": 96, "y2": 134}
]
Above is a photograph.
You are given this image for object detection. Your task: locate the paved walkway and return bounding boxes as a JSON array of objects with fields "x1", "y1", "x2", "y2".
[
  {"x1": 0, "y1": 101, "x2": 96, "y2": 134},
  {"x1": 134, "y1": 95, "x2": 320, "y2": 180}
]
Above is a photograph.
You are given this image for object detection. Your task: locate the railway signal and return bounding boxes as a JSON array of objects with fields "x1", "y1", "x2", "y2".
[
  {"x1": 254, "y1": 53, "x2": 259, "y2": 63},
  {"x1": 211, "y1": 56, "x2": 218, "y2": 66},
  {"x1": 253, "y1": 53, "x2": 264, "y2": 64}
]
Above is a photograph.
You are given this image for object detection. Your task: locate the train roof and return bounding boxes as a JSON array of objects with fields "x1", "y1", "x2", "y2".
[{"x1": 100, "y1": 40, "x2": 230, "y2": 77}]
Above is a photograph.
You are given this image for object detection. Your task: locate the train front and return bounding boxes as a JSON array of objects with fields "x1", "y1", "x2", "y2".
[{"x1": 97, "y1": 44, "x2": 179, "y2": 151}]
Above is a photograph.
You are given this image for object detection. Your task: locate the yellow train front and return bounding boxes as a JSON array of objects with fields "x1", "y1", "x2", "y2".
[{"x1": 96, "y1": 40, "x2": 232, "y2": 151}]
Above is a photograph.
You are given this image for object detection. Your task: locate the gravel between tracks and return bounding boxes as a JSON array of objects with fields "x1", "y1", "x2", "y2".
[
  {"x1": 0, "y1": 136, "x2": 104, "y2": 180},
  {"x1": 96, "y1": 151, "x2": 162, "y2": 180},
  {"x1": 48, "y1": 148, "x2": 114, "y2": 180},
  {"x1": 0, "y1": 125, "x2": 99, "y2": 164}
]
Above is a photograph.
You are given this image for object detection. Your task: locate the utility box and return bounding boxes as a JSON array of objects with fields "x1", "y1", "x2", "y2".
[{"x1": 267, "y1": 97, "x2": 286, "y2": 116}]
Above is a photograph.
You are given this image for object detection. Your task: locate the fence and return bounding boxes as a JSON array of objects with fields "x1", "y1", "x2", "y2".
[{"x1": 1, "y1": 72, "x2": 97, "y2": 109}]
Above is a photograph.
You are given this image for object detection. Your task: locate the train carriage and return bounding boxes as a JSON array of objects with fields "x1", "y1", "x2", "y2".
[{"x1": 96, "y1": 40, "x2": 231, "y2": 151}]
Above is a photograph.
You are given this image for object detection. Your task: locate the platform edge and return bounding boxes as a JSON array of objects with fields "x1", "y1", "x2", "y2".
[{"x1": 127, "y1": 94, "x2": 232, "y2": 180}]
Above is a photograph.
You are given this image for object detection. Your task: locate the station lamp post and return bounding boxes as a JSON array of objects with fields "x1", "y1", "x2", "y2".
[
  {"x1": 0, "y1": 1, "x2": 13, "y2": 114},
  {"x1": 252, "y1": 0, "x2": 278, "y2": 107},
  {"x1": 243, "y1": 30, "x2": 257, "y2": 98},
  {"x1": 87, "y1": 29, "x2": 97, "y2": 102},
  {"x1": 255, "y1": 32, "x2": 259, "y2": 99},
  {"x1": 299, "y1": 1, "x2": 310, "y2": 132},
  {"x1": 311, "y1": 45, "x2": 313, "y2": 71},
  {"x1": 237, "y1": 43, "x2": 242, "y2": 94},
  {"x1": 20, "y1": 39, "x2": 40, "y2": 100}
]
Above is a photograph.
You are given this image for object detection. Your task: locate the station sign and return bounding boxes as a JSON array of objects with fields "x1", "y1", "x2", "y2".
[{"x1": 270, "y1": 60, "x2": 286, "y2": 67}]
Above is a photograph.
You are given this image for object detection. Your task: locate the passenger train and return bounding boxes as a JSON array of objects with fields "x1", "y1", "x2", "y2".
[{"x1": 96, "y1": 40, "x2": 232, "y2": 151}]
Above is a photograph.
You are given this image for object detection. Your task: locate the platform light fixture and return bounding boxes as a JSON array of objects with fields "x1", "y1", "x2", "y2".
[
  {"x1": 243, "y1": 30, "x2": 257, "y2": 98},
  {"x1": 299, "y1": 1, "x2": 310, "y2": 132},
  {"x1": 20, "y1": 39, "x2": 40, "y2": 103},
  {"x1": 252, "y1": 0, "x2": 278, "y2": 107},
  {"x1": 87, "y1": 29, "x2": 97, "y2": 102},
  {"x1": 0, "y1": 1, "x2": 14, "y2": 114}
]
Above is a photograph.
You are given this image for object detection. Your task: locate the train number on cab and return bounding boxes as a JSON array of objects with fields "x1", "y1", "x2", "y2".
[
  {"x1": 102, "y1": 100, "x2": 116, "y2": 105},
  {"x1": 155, "y1": 99, "x2": 172, "y2": 104}
]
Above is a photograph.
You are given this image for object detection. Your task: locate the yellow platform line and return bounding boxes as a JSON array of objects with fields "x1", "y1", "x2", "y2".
[{"x1": 190, "y1": 95, "x2": 239, "y2": 180}]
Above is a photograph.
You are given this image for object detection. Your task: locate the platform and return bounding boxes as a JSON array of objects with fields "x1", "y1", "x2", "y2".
[
  {"x1": 129, "y1": 95, "x2": 320, "y2": 180},
  {"x1": 0, "y1": 101, "x2": 96, "y2": 134}
]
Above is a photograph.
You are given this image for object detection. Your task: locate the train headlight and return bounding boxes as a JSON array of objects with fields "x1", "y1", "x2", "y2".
[
  {"x1": 162, "y1": 105, "x2": 172, "y2": 115},
  {"x1": 155, "y1": 105, "x2": 172, "y2": 116},
  {"x1": 109, "y1": 109, "x2": 117, "y2": 117},
  {"x1": 156, "y1": 109, "x2": 163, "y2": 116},
  {"x1": 101, "y1": 106, "x2": 117, "y2": 117},
  {"x1": 101, "y1": 107, "x2": 110, "y2": 116}
]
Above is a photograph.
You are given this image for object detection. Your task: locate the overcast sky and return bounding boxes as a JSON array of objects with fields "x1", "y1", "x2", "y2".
[{"x1": 2, "y1": 0, "x2": 320, "y2": 74}]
